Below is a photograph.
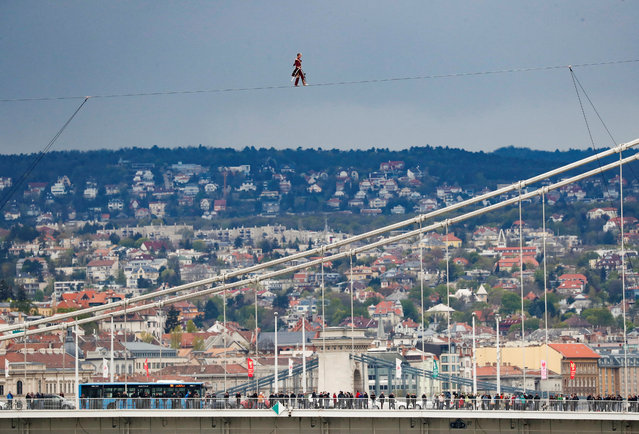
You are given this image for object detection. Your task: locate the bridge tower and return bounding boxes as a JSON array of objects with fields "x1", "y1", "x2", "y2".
[{"x1": 312, "y1": 327, "x2": 373, "y2": 394}]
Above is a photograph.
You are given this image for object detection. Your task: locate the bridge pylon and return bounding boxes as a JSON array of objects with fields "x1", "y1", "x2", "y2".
[{"x1": 312, "y1": 327, "x2": 373, "y2": 394}]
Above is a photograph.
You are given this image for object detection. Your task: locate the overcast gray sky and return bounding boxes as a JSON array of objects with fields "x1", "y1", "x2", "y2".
[{"x1": 1, "y1": 1, "x2": 638, "y2": 155}]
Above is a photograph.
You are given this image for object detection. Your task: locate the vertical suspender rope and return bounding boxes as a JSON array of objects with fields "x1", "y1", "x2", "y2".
[
  {"x1": 274, "y1": 312, "x2": 279, "y2": 395},
  {"x1": 24, "y1": 324, "x2": 27, "y2": 396},
  {"x1": 158, "y1": 307, "x2": 162, "y2": 380},
  {"x1": 74, "y1": 322, "x2": 79, "y2": 409},
  {"x1": 302, "y1": 316, "x2": 306, "y2": 394},
  {"x1": 320, "y1": 250, "x2": 326, "y2": 390},
  {"x1": 124, "y1": 301, "x2": 128, "y2": 395},
  {"x1": 542, "y1": 190, "x2": 550, "y2": 402},
  {"x1": 445, "y1": 222, "x2": 451, "y2": 394},
  {"x1": 620, "y1": 152, "x2": 628, "y2": 404},
  {"x1": 110, "y1": 314, "x2": 114, "y2": 383},
  {"x1": 518, "y1": 183, "x2": 526, "y2": 394},
  {"x1": 349, "y1": 252, "x2": 355, "y2": 355},
  {"x1": 222, "y1": 275, "x2": 227, "y2": 393},
  {"x1": 254, "y1": 280, "x2": 259, "y2": 393},
  {"x1": 542, "y1": 191, "x2": 549, "y2": 346},
  {"x1": 419, "y1": 219, "x2": 426, "y2": 383},
  {"x1": 62, "y1": 326, "x2": 66, "y2": 395}
]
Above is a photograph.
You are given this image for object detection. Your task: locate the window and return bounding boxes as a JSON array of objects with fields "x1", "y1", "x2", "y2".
[{"x1": 17, "y1": 380, "x2": 23, "y2": 395}]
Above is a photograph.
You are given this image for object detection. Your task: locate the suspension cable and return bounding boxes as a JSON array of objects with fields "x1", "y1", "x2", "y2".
[
  {"x1": 2, "y1": 59, "x2": 638, "y2": 103},
  {"x1": 0, "y1": 97, "x2": 90, "y2": 213}
]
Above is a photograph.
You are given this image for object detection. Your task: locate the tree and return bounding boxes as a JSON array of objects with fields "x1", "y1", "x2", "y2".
[
  {"x1": 401, "y1": 299, "x2": 420, "y2": 322},
  {"x1": 527, "y1": 298, "x2": 557, "y2": 319},
  {"x1": 164, "y1": 306, "x2": 180, "y2": 333},
  {"x1": 203, "y1": 299, "x2": 220, "y2": 321},
  {"x1": 500, "y1": 292, "x2": 522, "y2": 315},
  {"x1": 33, "y1": 289, "x2": 44, "y2": 302},
  {"x1": 186, "y1": 319, "x2": 197, "y2": 333},
  {"x1": 115, "y1": 269, "x2": 127, "y2": 286},
  {"x1": 524, "y1": 318, "x2": 540, "y2": 331},
  {"x1": 21, "y1": 259, "x2": 43, "y2": 278},
  {"x1": 139, "y1": 331, "x2": 155, "y2": 343},
  {"x1": 0, "y1": 280, "x2": 12, "y2": 301},
  {"x1": 137, "y1": 277, "x2": 152, "y2": 289},
  {"x1": 11, "y1": 298, "x2": 35, "y2": 315},
  {"x1": 582, "y1": 308, "x2": 615, "y2": 327},
  {"x1": 192, "y1": 240, "x2": 207, "y2": 252},
  {"x1": 273, "y1": 293, "x2": 289, "y2": 311},
  {"x1": 192, "y1": 336, "x2": 205, "y2": 351},
  {"x1": 170, "y1": 325, "x2": 183, "y2": 349}
]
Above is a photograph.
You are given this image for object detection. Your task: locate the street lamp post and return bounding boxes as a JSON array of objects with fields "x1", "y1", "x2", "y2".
[
  {"x1": 496, "y1": 315, "x2": 501, "y2": 397},
  {"x1": 274, "y1": 312, "x2": 279, "y2": 394},
  {"x1": 472, "y1": 312, "x2": 477, "y2": 399},
  {"x1": 302, "y1": 316, "x2": 306, "y2": 394}
]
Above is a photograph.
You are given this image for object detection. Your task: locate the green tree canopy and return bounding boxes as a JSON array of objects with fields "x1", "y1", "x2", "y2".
[
  {"x1": 582, "y1": 308, "x2": 615, "y2": 327},
  {"x1": 164, "y1": 306, "x2": 180, "y2": 333},
  {"x1": 499, "y1": 292, "x2": 522, "y2": 315}
]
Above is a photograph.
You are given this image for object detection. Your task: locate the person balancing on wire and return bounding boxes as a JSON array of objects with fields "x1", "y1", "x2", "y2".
[{"x1": 291, "y1": 53, "x2": 308, "y2": 86}]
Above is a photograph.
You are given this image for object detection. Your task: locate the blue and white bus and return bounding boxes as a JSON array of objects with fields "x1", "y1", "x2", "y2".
[{"x1": 78, "y1": 382, "x2": 205, "y2": 409}]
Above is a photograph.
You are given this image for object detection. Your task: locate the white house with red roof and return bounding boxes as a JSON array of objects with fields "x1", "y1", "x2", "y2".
[
  {"x1": 587, "y1": 207, "x2": 618, "y2": 220},
  {"x1": 557, "y1": 273, "x2": 588, "y2": 295},
  {"x1": 603, "y1": 216, "x2": 638, "y2": 232}
]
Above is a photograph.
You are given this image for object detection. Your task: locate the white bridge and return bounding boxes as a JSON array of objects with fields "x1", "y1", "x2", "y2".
[{"x1": 0, "y1": 408, "x2": 638, "y2": 433}]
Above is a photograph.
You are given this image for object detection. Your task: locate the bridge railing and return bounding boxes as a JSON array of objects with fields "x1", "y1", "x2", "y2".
[
  {"x1": 2, "y1": 396, "x2": 637, "y2": 413},
  {"x1": 218, "y1": 358, "x2": 319, "y2": 395}
]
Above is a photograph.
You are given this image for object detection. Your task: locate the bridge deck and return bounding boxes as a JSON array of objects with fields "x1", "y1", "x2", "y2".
[
  {"x1": 1, "y1": 408, "x2": 638, "y2": 420},
  {"x1": 1, "y1": 409, "x2": 636, "y2": 433}
]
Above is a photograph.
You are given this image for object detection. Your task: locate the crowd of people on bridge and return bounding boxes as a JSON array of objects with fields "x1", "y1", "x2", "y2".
[{"x1": 8, "y1": 389, "x2": 639, "y2": 413}]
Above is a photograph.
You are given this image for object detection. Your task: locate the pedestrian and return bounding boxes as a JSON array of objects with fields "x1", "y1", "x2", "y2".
[{"x1": 292, "y1": 53, "x2": 308, "y2": 87}]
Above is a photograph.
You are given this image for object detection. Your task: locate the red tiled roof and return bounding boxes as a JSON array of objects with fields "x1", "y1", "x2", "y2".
[
  {"x1": 558, "y1": 274, "x2": 588, "y2": 283},
  {"x1": 476, "y1": 364, "x2": 522, "y2": 377},
  {"x1": 549, "y1": 343, "x2": 600, "y2": 359}
]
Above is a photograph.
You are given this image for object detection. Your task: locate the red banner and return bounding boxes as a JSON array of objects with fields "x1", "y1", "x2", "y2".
[
  {"x1": 144, "y1": 358, "x2": 149, "y2": 379},
  {"x1": 569, "y1": 361, "x2": 576, "y2": 379},
  {"x1": 247, "y1": 358, "x2": 254, "y2": 378}
]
